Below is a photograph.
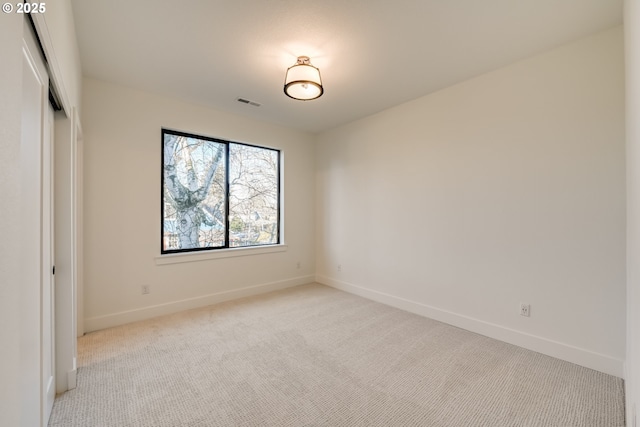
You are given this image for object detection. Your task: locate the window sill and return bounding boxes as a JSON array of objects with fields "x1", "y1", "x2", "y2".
[{"x1": 155, "y1": 244, "x2": 288, "y2": 265}]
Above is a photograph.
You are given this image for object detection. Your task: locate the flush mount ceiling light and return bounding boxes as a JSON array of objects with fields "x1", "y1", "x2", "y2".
[{"x1": 284, "y1": 56, "x2": 323, "y2": 101}]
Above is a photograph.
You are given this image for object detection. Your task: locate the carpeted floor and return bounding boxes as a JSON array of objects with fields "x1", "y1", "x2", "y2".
[{"x1": 48, "y1": 283, "x2": 625, "y2": 426}]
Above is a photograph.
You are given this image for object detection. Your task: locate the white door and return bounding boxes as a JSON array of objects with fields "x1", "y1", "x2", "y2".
[
  {"x1": 22, "y1": 19, "x2": 55, "y2": 426},
  {"x1": 42, "y1": 101, "x2": 56, "y2": 424}
]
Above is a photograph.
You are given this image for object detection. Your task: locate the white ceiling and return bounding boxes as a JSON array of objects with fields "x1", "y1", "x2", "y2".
[{"x1": 70, "y1": 0, "x2": 622, "y2": 133}]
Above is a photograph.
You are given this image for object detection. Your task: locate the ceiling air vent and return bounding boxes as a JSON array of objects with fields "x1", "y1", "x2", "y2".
[{"x1": 236, "y1": 97, "x2": 261, "y2": 107}]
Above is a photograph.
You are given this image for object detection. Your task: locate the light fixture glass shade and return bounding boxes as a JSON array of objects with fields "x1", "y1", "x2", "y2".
[{"x1": 284, "y1": 56, "x2": 323, "y2": 101}]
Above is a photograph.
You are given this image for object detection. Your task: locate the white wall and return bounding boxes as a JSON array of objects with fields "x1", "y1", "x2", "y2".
[
  {"x1": 82, "y1": 78, "x2": 316, "y2": 331},
  {"x1": 0, "y1": 13, "x2": 27, "y2": 427},
  {"x1": 316, "y1": 26, "x2": 626, "y2": 377},
  {"x1": 625, "y1": 0, "x2": 640, "y2": 424}
]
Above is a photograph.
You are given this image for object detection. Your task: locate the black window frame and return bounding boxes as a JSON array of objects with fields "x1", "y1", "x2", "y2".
[{"x1": 161, "y1": 128, "x2": 281, "y2": 254}]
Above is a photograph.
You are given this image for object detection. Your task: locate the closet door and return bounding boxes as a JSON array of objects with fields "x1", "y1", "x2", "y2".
[{"x1": 22, "y1": 19, "x2": 55, "y2": 426}]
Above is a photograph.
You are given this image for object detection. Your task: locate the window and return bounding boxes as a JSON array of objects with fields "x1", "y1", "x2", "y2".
[{"x1": 162, "y1": 129, "x2": 280, "y2": 254}]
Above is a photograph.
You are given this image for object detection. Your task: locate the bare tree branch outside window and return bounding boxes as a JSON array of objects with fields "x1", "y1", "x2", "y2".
[
  {"x1": 229, "y1": 143, "x2": 279, "y2": 247},
  {"x1": 162, "y1": 129, "x2": 280, "y2": 254}
]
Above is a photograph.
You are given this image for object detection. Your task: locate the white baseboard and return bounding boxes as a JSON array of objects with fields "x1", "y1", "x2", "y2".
[
  {"x1": 316, "y1": 275, "x2": 624, "y2": 378},
  {"x1": 84, "y1": 275, "x2": 314, "y2": 333},
  {"x1": 67, "y1": 368, "x2": 77, "y2": 390}
]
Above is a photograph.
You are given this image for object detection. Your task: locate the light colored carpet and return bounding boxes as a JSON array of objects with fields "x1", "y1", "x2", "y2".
[{"x1": 48, "y1": 283, "x2": 625, "y2": 427}]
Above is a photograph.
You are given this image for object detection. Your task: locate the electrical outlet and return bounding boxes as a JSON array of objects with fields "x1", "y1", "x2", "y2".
[
  {"x1": 141, "y1": 285, "x2": 150, "y2": 295},
  {"x1": 337, "y1": 264, "x2": 342, "y2": 272},
  {"x1": 296, "y1": 261, "x2": 301, "y2": 269},
  {"x1": 520, "y1": 303, "x2": 530, "y2": 317}
]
